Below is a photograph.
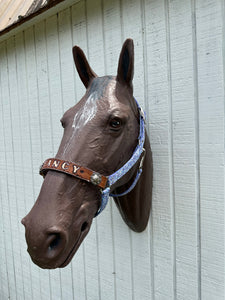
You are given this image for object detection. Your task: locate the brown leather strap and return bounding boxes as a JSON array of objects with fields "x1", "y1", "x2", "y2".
[{"x1": 40, "y1": 158, "x2": 108, "y2": 189}]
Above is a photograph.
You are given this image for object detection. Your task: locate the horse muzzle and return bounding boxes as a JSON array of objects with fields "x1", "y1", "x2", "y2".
[{"x1": 21, "y1": 216, "x2": 91, "y2": 269}]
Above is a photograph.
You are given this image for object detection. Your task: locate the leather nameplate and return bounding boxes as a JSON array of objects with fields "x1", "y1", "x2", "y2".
[{"x1": 40, "y1": 158, "x2": 108, "y2": 189}]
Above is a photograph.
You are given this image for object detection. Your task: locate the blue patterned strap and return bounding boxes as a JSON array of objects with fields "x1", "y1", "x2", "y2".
[
  {"x1": 95, "y1": 149, "x2": 145, "y2": 216},
  {"x1": 110, "y1": 147, "x2": 145, "y2": 198},
  {"x1": 108, "y1": 117, "x2": 145, "y2": 187},
  {"x1": 96, "y1": 187, "x2": 110, "y2": 215},
  {"x1": 110, "y1": 168, "x2": 143, "y2": 198},
  {"x1": 95, "y1": 100, "x2": 146, "y2": 217}
]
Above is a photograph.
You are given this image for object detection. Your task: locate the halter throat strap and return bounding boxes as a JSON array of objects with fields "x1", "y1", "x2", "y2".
[{"x1": 39, "y1": 99, "x2": 146, "y2": 217}]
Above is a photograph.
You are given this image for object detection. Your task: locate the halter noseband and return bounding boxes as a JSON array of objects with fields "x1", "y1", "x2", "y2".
[{"x1": 39, "y1": 99, "x2": 146, "y2": 217}]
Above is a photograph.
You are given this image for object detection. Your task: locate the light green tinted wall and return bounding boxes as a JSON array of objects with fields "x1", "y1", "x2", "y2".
[{"x1": 0, "y1": 0, "x2": 224, "y2": 299}]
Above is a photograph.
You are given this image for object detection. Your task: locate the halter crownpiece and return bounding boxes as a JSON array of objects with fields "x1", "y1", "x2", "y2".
[{"x1": 39, "y1": 98, "x2": 146, "y2": 217}]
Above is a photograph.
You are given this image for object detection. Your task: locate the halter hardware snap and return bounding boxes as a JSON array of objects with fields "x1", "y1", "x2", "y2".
[
  {"x1": 139, "y1": 106, "x2": 146, "y2": 123},
  {"x1": 139, "y1": 148, "x2": 146, "y2": 170}
]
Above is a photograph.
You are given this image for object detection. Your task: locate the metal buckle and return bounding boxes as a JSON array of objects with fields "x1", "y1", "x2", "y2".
[
  {"x1": 139, "y1": 107, "x2": 146, "y2": 123},
  {"x1": 139, "y1": 148, "x2": 146, "y2": 170}
]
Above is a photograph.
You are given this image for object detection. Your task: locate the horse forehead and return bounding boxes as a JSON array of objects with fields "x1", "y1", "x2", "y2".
[
  {"x1": 75, "y1": 77, "x2": 118, "y2": 114},
  {"x1": 86, "y1": 76, "x2": 115, "y2": 99},
  {"x1": 65, "y1": 76, "x2": 129, "y2": 124},
  {"x1": 66, "y1": 77, "x2": 116, "y2": 129}
]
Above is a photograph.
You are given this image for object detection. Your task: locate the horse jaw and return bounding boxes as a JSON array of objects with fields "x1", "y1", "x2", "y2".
[{"x1": 113, "y1": 135, "x2": 153, "y2": 232}]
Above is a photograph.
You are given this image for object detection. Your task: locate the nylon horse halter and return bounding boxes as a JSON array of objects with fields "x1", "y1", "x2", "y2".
[{"x1": 40, "y1": 99, "x2": 146, "y2": 216}]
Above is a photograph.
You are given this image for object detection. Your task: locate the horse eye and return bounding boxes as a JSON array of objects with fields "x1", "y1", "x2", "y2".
[{"x1": 109, "y1": 118, "x2": 122, "y2": 130}]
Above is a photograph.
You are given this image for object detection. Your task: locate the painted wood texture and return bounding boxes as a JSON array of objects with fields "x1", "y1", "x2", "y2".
[{"x1": 0, "y1": 0, "x2": 224, "y2": 299}]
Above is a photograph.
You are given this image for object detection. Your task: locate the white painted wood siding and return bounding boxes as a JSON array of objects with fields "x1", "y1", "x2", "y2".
[{"x1": 0, "y1": 0, "x2": 224, "y2": 299}]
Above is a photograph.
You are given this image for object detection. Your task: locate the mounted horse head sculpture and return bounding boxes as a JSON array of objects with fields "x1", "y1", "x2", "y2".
[{"x1": 22, "y1": 39, "x2": 153, "y2": 269}]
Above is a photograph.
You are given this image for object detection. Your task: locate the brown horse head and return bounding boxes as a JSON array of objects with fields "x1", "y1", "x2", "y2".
[{"x1": 22, "y1": 39, "x2": 153, "y2": 269}]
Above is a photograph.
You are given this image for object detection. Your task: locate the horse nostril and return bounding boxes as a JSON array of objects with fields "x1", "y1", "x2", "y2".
[
  {"x1": 81, "y1": 222, "x2": 88, "y2": 232},
  {"x1": 48, "y1": 233, "x2": 61, "y2": 251}
]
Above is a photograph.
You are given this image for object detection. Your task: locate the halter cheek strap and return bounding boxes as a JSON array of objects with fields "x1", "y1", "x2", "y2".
[
  {"x1": 95, "y1": 100, "x2": 146, "y2": 216},
  {"x1": 39, "y1": 99, "x2": 146, "y2": 217}
]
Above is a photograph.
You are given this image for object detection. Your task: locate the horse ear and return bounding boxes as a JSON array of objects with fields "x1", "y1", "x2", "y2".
[
  {"x1": 72, "y1": 46, "x2": 97, "y2": 88},
  {"x1": 117, "y1": 39, "x2": 134, "y2": 87}
]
